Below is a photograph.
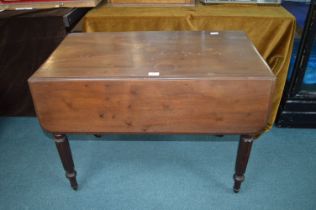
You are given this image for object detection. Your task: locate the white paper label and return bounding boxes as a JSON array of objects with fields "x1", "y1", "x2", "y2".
[
  {"x1": 15, "y1": 7, "x2": 33, "y2": 10},
  {"x1": 148, "y1": 72, "x2": 160, "y2": 77},
  {"x1": 210, "y1": 32, "x2": 219, "y2": 35}
]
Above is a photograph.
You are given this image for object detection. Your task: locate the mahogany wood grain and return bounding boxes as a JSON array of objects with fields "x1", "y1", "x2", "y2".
[
  {"x1": 32, "y1": 31, "x2": 273, "y2": 79},
  {"x1": 29, "y1": 31, "x2": 275, "y2": 134}
]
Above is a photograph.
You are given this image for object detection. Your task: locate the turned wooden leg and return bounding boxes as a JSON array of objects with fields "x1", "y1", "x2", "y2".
[
  {"x1": 53, "y1": 134, "x2": 78, "y2": 190},
  {"x1": 233, "y1": 135, "x2": 255, "y2": 193}
]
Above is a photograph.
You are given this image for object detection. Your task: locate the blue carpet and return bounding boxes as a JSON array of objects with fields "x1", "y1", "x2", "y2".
[{"x1": 1, "y1": 117, "x2": 316, "y2": 210}]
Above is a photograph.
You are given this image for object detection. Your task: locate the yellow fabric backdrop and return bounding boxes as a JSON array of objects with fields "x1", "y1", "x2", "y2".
[{"x1": 83, "y1": 3, "x2": 296, "y2": 131}]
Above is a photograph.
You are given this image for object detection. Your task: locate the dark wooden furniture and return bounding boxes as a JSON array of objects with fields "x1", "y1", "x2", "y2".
[
  {"x1": 0, "y1": 8, "x2": 88, "y2": 116},
  {"x1": 276, "y1": 0, "x2": 316, "y2": 128},
  {"x1": 29, "y1": 31, "x2": 275, "y2": 192},
  {"x1": 0, "y1": 0, "x2": 101, "y2": 10}
]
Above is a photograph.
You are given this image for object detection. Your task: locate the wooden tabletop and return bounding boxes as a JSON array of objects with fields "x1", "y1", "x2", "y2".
[{"x1": 33, "y1": 31, "x2": 273, "y2": 80}]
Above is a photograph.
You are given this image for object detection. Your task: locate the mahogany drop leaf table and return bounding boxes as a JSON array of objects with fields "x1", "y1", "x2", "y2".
[{"x1": 28, "y1": 31, "x2": 275, "y2": 192}]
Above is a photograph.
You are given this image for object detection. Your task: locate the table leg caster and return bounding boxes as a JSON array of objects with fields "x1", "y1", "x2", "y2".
[
  {"x1": 233, "y1": 174, "x2": 244, "y2": 193},
  {"x1": 66, "y1": 171, "x2": 78, "y2": 191}
]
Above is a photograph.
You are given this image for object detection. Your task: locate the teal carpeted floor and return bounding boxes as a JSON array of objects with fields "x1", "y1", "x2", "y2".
[{"x1": 1, "y1": 117, "x2": 316, "y2": 210}]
